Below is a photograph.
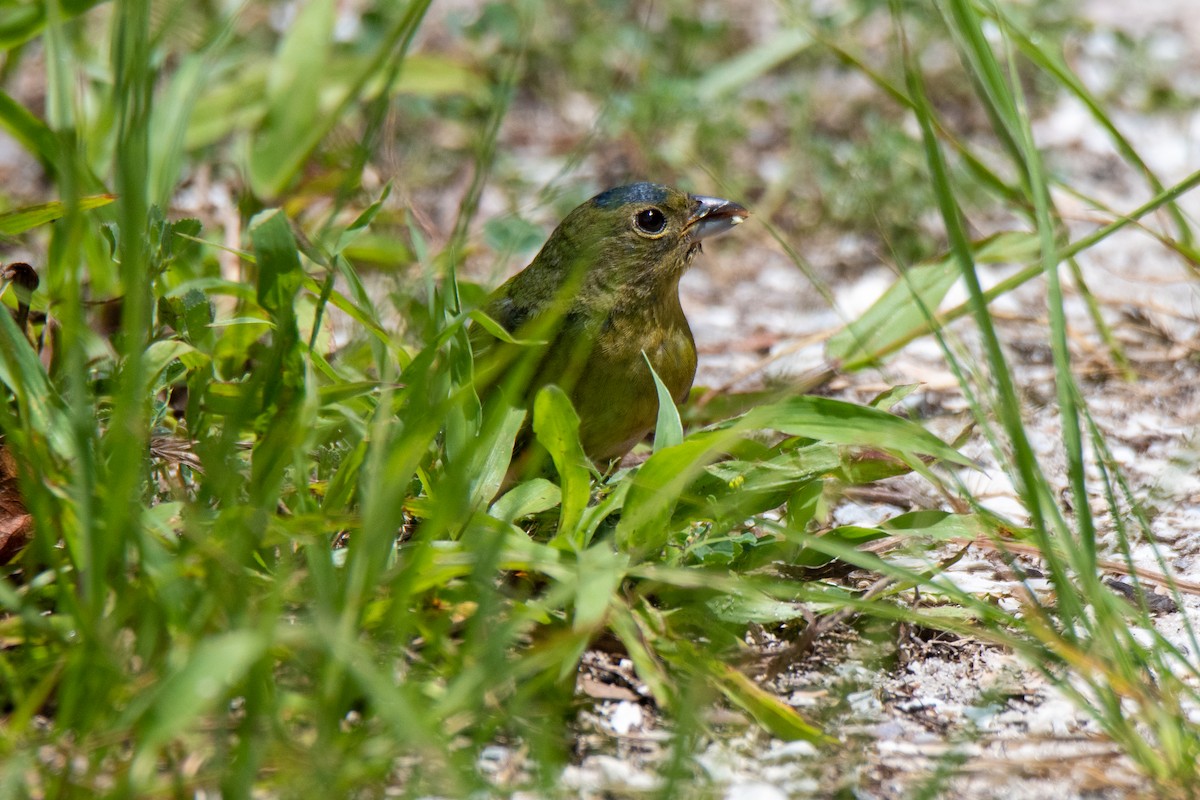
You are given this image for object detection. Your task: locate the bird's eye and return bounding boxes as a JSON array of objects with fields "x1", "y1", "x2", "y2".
[{"x1": 635, "y1": 208, "x2": 667, "y2": 234}]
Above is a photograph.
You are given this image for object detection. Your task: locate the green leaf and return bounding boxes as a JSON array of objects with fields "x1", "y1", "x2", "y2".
[
  {"x1": 868, "y1": 383, "x2": 920, "y2": 410},
  {"x1": 781, "y1": 511, "x2": 988, "y2": 569},
  {"x1": 323, "y1": 440, "x2": 366, "y2": 513},
  {"x1": 467, "y1": 309, "x2": 548, "y2": 346},
  {"x1": 685, "y1": 444, "x2": 840, "y2": 526},
  {"x1": 705, "y1": 659, "x2": 835, "y2": 744},
  {"x1": 827, "y1": 259, "x2": 956, "y2": 369},
  {"x1": 466, "y1": 403, "x2": 527, "y2": 510},
  {"x1": 340, "y1": 233, "x2": 414, "y2": 269},
  {"x1": 250, "y1": 209, "x2": 305, "y2": 319},
  {"x1": 881, "y1": 509, "x2": 987, "y2": 540},
  {"x1": 742, "y1": 395, "x2": 971, "y2": 467},
  {"x1": 644, "y1": 352, "x2": 683, "y2": 452},
  {"x1": 143, "y1": 340, "x2": 207, "y2": 395},
  {"x1": 572, "y1": 545, "x2": 627, "y2": 632},
  {"x1": 390, "y1": 54, "x2": 488, "y2": 100},
  {"x1": 533, "y1": 385, "x2": 591, "y2": 544},
  {"x1": 247, "y1": 209, "x2": 310, "y2": 504},
  {"x1": 489, "y1": 478, "x2": 562, "y2": 524},
  {"x1": 0, "y1": 195, "x2": 116, "y2": 236},
  {"x1": 616, "y1": 429, "x2": 743, "y2": 559},
  {"x1": 247, "y1": 0, "x2": 337, "y2": 198},
  {"x1": 706, "y1": 591, "x2": 805, "y2": 625},
  {"x1": 245, "y1": 4, "x2": 435, "y2": 198},
  {"x1": 0, "y1": 293, "x2": 68, "y2": 458}
]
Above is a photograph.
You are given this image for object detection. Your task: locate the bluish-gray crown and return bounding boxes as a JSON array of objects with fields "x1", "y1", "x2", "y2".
[{"x1": 591, "y1": 182, "x2": 672, "y2": 209}]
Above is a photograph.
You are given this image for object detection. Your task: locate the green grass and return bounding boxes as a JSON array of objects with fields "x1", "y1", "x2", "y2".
[{"x1": 0, "y1": 0, "x2": 1198, "y2": 796}]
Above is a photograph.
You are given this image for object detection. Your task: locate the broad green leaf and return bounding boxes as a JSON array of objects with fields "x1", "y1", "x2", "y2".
[
  {"x1": 466, "y1": 403, "x2": 527, "y2": 509},
  {"x1": 701, "y1": 445, "x2": 839, "y2": 496},
  {"x1": 572, "y1": 545, "x2": 627, "y2": 632},
  {"x1": 772, "y1": 512, "x2": 990, "y2": 571},
  {"x1": 882, "y1": 509, "x2": 988, "y2": 539},
  {"x1": 185, "y1": 62, "x2": 270, "y2": 150},
  {"x1": 143, "y1": 340, "x2": 207, "y2": 394},
  {"x1": 248, "y1": 0, "x2": 336, "y2": 198},
  {"x1": 250, "y1": 209, "x2": 305, "y2": 319},
  {"x1": 742, "y1": 395, "x2": 971, "y2": 466},
  {"x1": 706, "y1": 591, "x2": 805, "y2": 625},
  {"x1": 246, "y1": 3, "x2": 435, "y2": 197},
  {"x1": 827, "y1": 259, "x2": 957, "y2": 368},
  {"x1": 533, "y1": 385, "x2": 591, "y2": 543},
  {"x1": 688, "y1": 443, "x2": 840, "y2": 523},
  {"x1": 785, "y1": 479, "x2": 825, "y2": 531},
  {"x1": 0, "y1": 4, "x2": 41, "y2": 50},
  {"x1": 489, "y1": 478, "x2": 562, "y2": 524},
  {"x1": 388, "y1": 53, "x2": 487, "y2": 100},
  {"x1": 618, "y1": 393, "x2": 967, "y2": 559},
  {"x1": 644, "y1": 352, "x2": 683, "y2": 452},
  {"x1": 616, "y1": 429, "x2": 744, "y2": 559}
]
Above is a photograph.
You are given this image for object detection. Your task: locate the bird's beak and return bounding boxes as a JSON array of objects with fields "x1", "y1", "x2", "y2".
[{"x1": 686, "y1": 194, "x2": 749, "y2": 241}]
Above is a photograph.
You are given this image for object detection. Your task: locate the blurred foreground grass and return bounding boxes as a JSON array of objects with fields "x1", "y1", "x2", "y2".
[{"x1": 0, "y1": 0, "x2": 1198, "y2": 796}]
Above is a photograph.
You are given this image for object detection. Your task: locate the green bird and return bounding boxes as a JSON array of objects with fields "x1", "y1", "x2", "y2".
[{"x1": 471, "y1": 182, "x2": 748, "y2": 469}]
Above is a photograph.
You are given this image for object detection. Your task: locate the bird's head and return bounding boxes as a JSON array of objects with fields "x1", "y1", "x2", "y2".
[{"x1": 537, "y1": 182, "x2": 748, "y2": 304}]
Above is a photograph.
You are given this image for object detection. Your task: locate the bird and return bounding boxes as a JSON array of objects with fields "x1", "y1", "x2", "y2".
[{"x1": 470, "y1": 182, "x2": 747, "y2": 471}]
